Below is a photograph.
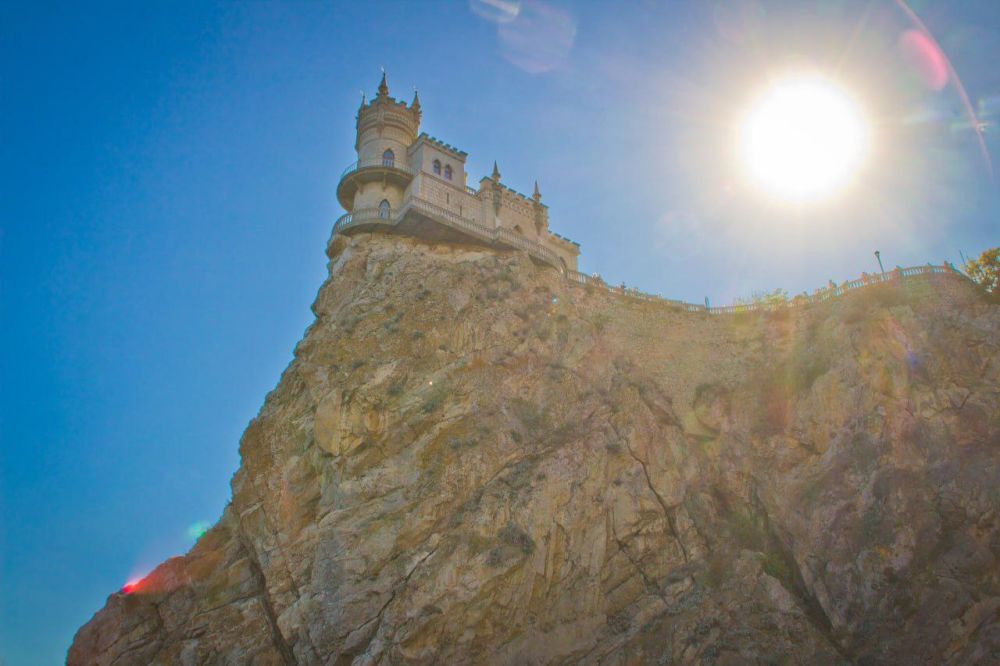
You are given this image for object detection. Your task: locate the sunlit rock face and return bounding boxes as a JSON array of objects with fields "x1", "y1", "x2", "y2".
[{"x1": 69, "y1": 235, "x2": 1000, "y2": 665}]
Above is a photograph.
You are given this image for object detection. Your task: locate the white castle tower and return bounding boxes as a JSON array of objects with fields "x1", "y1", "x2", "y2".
[
  {"x1": 333, "y1": 73, "x2": 580, "y2": 273},
  {"x1": 336, "y1": 72, "x2": 421, "y2": 215}
]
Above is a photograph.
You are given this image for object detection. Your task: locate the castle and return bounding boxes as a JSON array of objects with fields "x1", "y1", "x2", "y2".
[{"x1": 332, "y1": 73, "x2": 581, "y2": 273}]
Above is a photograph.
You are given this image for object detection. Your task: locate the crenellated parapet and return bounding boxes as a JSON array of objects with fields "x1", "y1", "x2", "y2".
[
  {"x1": 416, "y1": 133, "x2": 467, "y2": 159},
  {"x1": 354, "y1": 72, "x2": 422, "y2": 159}
]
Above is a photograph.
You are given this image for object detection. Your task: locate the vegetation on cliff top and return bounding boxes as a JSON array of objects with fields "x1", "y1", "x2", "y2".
[{"x1": 964, "y1": 246, "x2": 999, "y2": 297}]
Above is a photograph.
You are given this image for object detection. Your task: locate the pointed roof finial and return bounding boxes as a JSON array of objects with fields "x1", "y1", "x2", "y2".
[
  {"x1": 411, "y1": 87, "x2": 421, "y2": 113},
  {"x1": 359, "y1": 89, "x2": 367, "y2": 108},
  {"x1": 378, "y1": 67, "x2": 389, "y2": 97},
  {"x1": 533, "y1": 180, "x2": 541, "y2": 202},
  {"x1": 492, "y1": 161, "x2": 502, "y2": 181}
]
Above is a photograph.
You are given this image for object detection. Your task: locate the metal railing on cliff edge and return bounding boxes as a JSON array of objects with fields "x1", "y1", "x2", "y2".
[{"x1": 566, "y1": 263, "x2": 969, "y2": 315}]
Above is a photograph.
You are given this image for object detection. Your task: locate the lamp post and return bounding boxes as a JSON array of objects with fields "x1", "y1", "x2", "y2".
[{"x1": 874, "y1": 250, "x2": 885, "y2": 274}]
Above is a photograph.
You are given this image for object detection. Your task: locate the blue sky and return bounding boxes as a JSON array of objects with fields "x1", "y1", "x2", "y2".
[{"x1": 1, "y1": 1, "x2": 996, "y2": 662}]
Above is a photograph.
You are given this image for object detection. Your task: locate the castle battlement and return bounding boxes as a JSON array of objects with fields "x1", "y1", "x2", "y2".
[
  {"x1": 334, "y1": 73, "x2": 581, "y2": 273},
  {"x1": 417, "y1": 132, "x2": 468, "y2": 158}
]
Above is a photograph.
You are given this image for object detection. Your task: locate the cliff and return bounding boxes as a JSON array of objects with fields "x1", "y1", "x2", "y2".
[{"x1": 69, "y1": 234, "x2": 1000, "y2": 664}]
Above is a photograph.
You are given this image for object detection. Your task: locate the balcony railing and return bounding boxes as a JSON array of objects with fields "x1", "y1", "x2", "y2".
[
  {"x1": 407, "y1": 197, "x2": 494, "y2": 240},
  {"x1": 339, "y1": 158, "x2": 416, "y2": 181},
  {"x1": 567, "y1": 264, "x2": 968, "y2": 314},
  {"x1": 332, "y1": 194, "x2": 566, "y2": 270},
  {"x1": 406, "y1": 197, "x2": 562, "y2": 267},
  {"x1": 332, "y1": 207, "x2": 396, "y2": 235}
]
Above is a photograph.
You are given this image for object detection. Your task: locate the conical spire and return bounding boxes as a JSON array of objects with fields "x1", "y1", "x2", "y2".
[
  {"x1": 411, "y1": 88, "x2": 421, "y2": 113},
  {"x1": 492, "y1": 161, "x2": 502, "y2": 181},
  {"x1": 377, "y1": 69, "x2": 389, "y2": 98},
  {"x1": 533, "y1": 180, "x2": 541, "y2": 202},
  {"x1": 359, "y1": 89, "x2": 367, "y2": 109}
]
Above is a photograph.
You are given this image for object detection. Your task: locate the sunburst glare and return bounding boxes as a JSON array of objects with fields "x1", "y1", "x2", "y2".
[{"x1": 740, "y1": 74, "x2": 869, "y2": 203}]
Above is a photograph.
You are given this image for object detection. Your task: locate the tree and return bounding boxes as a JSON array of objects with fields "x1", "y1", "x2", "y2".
[
  {"x1": 963, "y1": 247, "x2": 999, "y2": 295},
  {"x1": 734, "y1": 287, "x2": 789, "y2": 308}
]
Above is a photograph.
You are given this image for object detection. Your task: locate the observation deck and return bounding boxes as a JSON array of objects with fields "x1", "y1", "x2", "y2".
[
  {"x1": 336, "y1": 157, "x2": 416, "y2": 210},
  {"x1": 331, "y1": 195, "x2": 567, "y2": 271}
]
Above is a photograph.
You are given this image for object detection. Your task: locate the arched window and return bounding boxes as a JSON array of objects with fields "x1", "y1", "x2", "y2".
[
  {"x1": 443, "y1": 164, "x2": 453, "y2": 180},
  {"x1": 382, "y1": 149, "x2": 394, "y2": 167},
  {"x1": 378, "y1": 199, "x2": 391, "y2": 219},
  {"x1": 432, "y1": 159, "x2": 441, "y2": 175},
  {"x1": 513, "y1": 225, "x2": 523, "y2": 235}
]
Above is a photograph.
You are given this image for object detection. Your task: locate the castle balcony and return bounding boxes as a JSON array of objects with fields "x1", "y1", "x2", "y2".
[
  {"x1": 330, "y1": 193, "x2": 567, "y2": 272},
  {"x1": 336, "y1": 158, "x2": 416, "y2": 210},
  {"x1": 332, "y1": 206, "x2": 398, "y2": 236},
  {"x1": 400, "y1": 196, "x2": 564, "y2": 269}
]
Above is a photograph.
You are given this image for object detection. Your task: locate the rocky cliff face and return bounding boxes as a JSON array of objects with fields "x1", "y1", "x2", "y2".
[{"x1": 70, "y1": 234, "x2": 1000, "y2": 665}]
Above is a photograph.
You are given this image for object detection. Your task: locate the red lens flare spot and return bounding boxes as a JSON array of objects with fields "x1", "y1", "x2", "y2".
[
  {"x1": 122, "y1": 577, "x2": 144, "y2": 595},
  {"x1": 899, "y1": 29, "x2": 949, "y2": 91}
]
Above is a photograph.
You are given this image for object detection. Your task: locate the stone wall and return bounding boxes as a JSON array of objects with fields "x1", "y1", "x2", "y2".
[{"x1": 412, "y1": 173, "x2": 480, "y2": 221}]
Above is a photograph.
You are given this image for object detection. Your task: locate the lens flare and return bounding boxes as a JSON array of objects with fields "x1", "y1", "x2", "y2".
[
  {"x1": 186, "y1": 520, "x2": 211, "y2": 541},
  {"x1": 892, "y1": 0, "x2": 992, "y2": 178},
  {"x1": 497, "y1": 1, "x2": 576, "y2": 74},
  {"x1": 469, "y1": 0, "x2": 520, "y2": 24},
  {"x1": 740, "y1": 75, "x2": 868, "y2": 203},
  {"x1": 122, "y1": 576, "x2": 145, "y2": 595},
  {"x1": 899, "y1": 29, "x2": 948, "y2": 91}
]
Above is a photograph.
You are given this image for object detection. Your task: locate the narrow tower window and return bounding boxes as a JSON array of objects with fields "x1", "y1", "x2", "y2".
[
  {"x1": 378, "y1": 199, "x2": 391, "y2": 219},
  {"x1": 444, "y1": 164, "x2": 453, "y2": 180},
  {"x1": 382, "y1": 149, "x2": 395, "y2": 167},
  {"x1": 433, "y1": 159, "x2": 441, "y2": 175}
]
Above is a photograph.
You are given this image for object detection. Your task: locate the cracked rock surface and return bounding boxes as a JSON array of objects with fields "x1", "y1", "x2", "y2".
[{"x1": 69, "y1": 234, "x2": 1000, "y2": 664}]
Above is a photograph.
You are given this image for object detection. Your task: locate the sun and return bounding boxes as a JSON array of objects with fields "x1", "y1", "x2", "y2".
[{"x1": 740, "y1": 74, "x2": 869, "y2": 203}]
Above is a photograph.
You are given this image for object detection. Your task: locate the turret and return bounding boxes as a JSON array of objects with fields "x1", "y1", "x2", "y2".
[
  {"x1": 337, "y1": 72, "x2": 421, "y2": 213},
  {"x1": 532, "y1": 181, "x2": 548, "y2": 235},
  {"x1": 490, "y1": 162, "x2": 503, "y2": 215},
  {"x1": 354, "y1": 71, "x2": 421, "y2": 162}
]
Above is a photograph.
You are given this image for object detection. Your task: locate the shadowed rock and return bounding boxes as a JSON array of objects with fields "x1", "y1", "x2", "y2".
[{"x1": 69, "y1": 234, "x2": 1000, "y2": 665}]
